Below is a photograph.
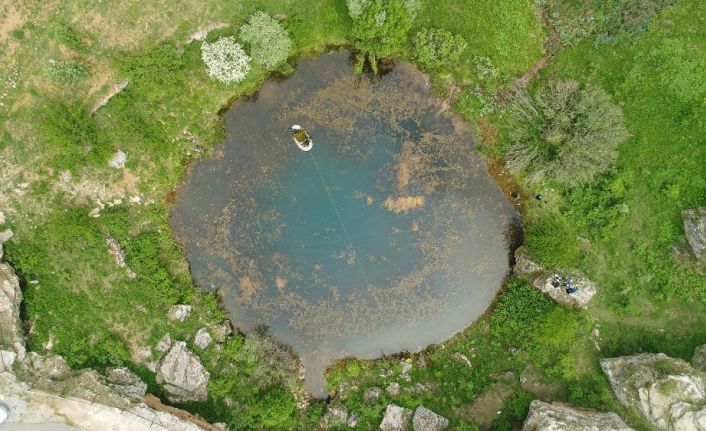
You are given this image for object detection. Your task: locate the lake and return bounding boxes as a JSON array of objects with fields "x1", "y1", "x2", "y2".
[{"x1": 171, "y1": 51, "x2": 518, "y2": 397}]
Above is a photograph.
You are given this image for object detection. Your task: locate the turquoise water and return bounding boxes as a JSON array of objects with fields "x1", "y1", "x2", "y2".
[{"x1": 171, "y1": 51, "x2": 518, "y2": 397}]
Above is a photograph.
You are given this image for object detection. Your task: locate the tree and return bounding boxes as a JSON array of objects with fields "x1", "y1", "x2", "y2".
[
  {"x1": 240, "y1": 11, "x2": 292, "y2": 69},
  {"x1": 413, "y1": 28, "x2": 468, "y2": 71},
  {"x1": 506, "y1": 80, "x2": 629, "y2": 187},
  {"x1": 201, "y1": 36, "x2": 251, "y2": 84},
  {"x1": 351, "y1": 0, "x2": 412, "y2": 73}
]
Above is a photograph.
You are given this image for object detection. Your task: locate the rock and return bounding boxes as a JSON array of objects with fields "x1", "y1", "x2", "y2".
[
  {"x1": 156, "y1": 341, "x2": 210, "y2": 402},
  {"x1": 683, "y1": 207, "x2": 706, "y2": 259},
  {"x1": 187, "y1": 23, "x2": 229, "y2": 43},
  {"x1": 364, "y1": 386, "x2": 383, "y2": 403},
  {"x1": 106, "y1": 236, "x2": 127, "y2": 268},
  {"x1": 0, "y1": 229, "x2": 12, "y2": 244},
  {"x1": 694, "y1": 344, "x2": 706, "y2": 371},
  {"x1": 601, "y1": 353, "x2": 706, "y2": 430},
  {"x1": 380, "y1": 404, "x2": 413, "y2": 431},
  {"x1": 412, "y1": 406, "x2": 449, "y2": 431},
  {"x1": 347, "y1": 412, "x2": 359, "y2": 428},
  {"x1": 514, "y1": 247, "x2": 544, "y2": 277},
  {"x1": 108, "y1": 150, "x2": 127, "y2": 169},
  {"x1": 156, "y1": 334, "x2": 173, "y2": 352},
  {"x1": 451, "y1": 352, "x2": 473, "y2": 368},
  {"x1": 213, "y1": 321, "x2": 232, "y2": 343},
  {"x1": 106, "y1": 367, "x2": 147, "y2": 399},
  {"x1": 92, "y1": 80, "x2": 129, "y2": 113},
  {"x1": 386, "y1": 381, "x2": 401, "y2": 396},
  {"x1": 0, "y1": 258, "x2": 25, "y2": 361},
  {"x1": 0, "y1": 210, "x2": 5, "y2": 225},
  {"x1": 27, "y1": 352, "x2": 70, "y2": 379},
  {"x1": 0, "y1": 349, "x2": 16, "y2": 372},
  {"x1": 321, "y1": 405, "x2": 349, "y2": 428},
  {"x1": 168, "y1": 304, "x2": 192, "y2": 322},
  {"x1": 194, "y1": 327, "x2": 213, "y2": 349},
  {"x1": 513, "y1": 247, "x2": 596, "y2": 308},
  {"x1": 522, "y1": 400, "x2": 633, "y2": 431},
  {"x1": 380, "y1": 368, "x2": 393, "y2": 378},
  {"x1": 407, "y1": 383, "x2": 430, "y2": 395}
]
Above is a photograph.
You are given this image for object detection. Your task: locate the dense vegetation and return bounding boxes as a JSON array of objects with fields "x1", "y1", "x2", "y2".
[{"x1": 0, "y1": 0, "x2": 704, "y2": 429}]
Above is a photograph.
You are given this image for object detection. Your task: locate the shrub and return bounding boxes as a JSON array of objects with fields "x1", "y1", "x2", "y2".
[
  {"x1": 36, "y1": 101, "x2": 111, "y2": 168},
  {"x1": 506, "y1": 80, "x2": 629, "y2": 187},
  {"x1": 201, "y1": 36, "x2": 251, "y2": 84},
  {"x1": 240, "y1": 11, "x2": 292, "y2": 68},
  {"x1": 413, "y1": 28, "x2": 467, "y2": 71},
  {"x1": 52, "y1": 24, "x2": 87, "y2": 52},
  {"x1": 44, "y1": 59, "x2": 88, "y2": 83},
  {"x1": 351, "y1": 0, "x2": 412, "y2": 72}
]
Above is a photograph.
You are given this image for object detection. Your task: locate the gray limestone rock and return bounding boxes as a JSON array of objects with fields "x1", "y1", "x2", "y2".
[
  {"x1": 601, "y1": 353, "x2": 706, "y2": 430},
  {"x1": 194, "y1": 328, "x2": 212, "y2": 350},
  {"x1": 156, "y1": 341, "x2": 210, "y2": 402},
  {"x1": 106, "y1": 367, "x2": 148, "y2": 399},
  {"x1": 386, "y1": 381, "x2": 401, "y2": 396},
  {"x1": 364, "y1": 386, "x2": 383, "y2": 403},
  {"x1": 683, "y1": 207, "x2": 706, "y2": 259},
  {"x1": 522, "y1": 400, "x2": 633, "y2": 431},
  {"x1": 167, "y1": 304, "x2": 192, "y2": 322},
  {"x1": 156, "y1": 334, "x2": 173, "y2": 353},
  {"x1": 412, "y1": 406, "x2": 449, "y2": 431},
  {"x1": 380, "y1": 404, "x2": 413, "y2": 431},
  {"x1": 321, "y1": 405, "x2": 349, "y2": 429},
  {"x1": 108, "y1": 150, "x2": 127, "y2": 169}
]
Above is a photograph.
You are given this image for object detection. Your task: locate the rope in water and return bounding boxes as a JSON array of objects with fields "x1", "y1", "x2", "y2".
[{"x1": 309, "y1": 151, "x2": 373, "y2": 289}]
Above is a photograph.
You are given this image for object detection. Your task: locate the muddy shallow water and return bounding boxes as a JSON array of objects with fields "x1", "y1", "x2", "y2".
[{"x1": 171, "y1": 51, "x2": 518, "y2": 397}]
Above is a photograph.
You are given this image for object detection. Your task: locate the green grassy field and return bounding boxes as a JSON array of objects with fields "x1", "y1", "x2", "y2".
[{"x1": 1, "y1": 0, "x2": 704, "y2": 429}]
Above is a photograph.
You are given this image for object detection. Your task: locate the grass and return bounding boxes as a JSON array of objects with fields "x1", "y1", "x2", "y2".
[{"x1": 0, "y1": 0, "x2": 704, "y2": 430}]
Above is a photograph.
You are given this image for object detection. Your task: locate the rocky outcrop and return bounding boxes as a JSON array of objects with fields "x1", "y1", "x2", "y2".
[
  {"x1": 0, "y1": 232, "x2": 25, "y2": 363},
  {"x1": 321, "y1": 405, "x2": 358, "y2": 428},
  {"x1": 156, "y1": 341, "x2": 210, "y2": 402},
  {"x1": 514, "y1": 247, "x2": 596, "y2": 308},
  {"x1": 694, "y1": 345, "x2": 706, "y2": 371},
  {"x1": 106, "y1": 367, "x2": 148, "y2": 399},
  {"x1": 380, "y1": 404, "x2": 413, "y2": 431},
  {"x1": 601, "y1": 353, "x2": 706, "y2": 430},
  {"x1": 522, "y1": 400, "x2": 633, "y2": 430},
  {"x1": 168, "y1": 304, "x2": 192, "y2": 322},
  {"x1": 683, "y1": 207, "x2": 706, "y2": 259},
  {"x1": 186, "y1": 23, "x2": 229, "y2": 43},
  {"x1": 412, "y1": 406, "x2": 449, "y2": 431}
]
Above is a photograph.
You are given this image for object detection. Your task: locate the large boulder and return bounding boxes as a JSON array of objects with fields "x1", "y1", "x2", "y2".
[
  {"x1": 156, "y1": 341, "x2": 210, "y2": 402},
  {"x1": 683, "y1": 207, "x2": 706, "y2": 259},
  {"x1": 0, "y1": 245, "x2": 25, "y2": 362},
  {"x1": 522, "y1": 400, "x2": 633, "y2": 430},
  {"x1": 380, "y1": 404, "x2": 413, "y2": 431},
  {"x1": 694, "y1": 344, "x2": 706, "y2": 371},
  {"x1": 513, "y1": 247, "x2": 596, "y2": 308},
  {"x1": 412, "y1": 406, "x2": 449, "y2": 431},
  {"x1": 600, "y1": 353, "x2": 706, "y2": 430}
]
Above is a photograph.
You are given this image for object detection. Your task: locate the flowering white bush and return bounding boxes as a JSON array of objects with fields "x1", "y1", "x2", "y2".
[{"x1": 201, "y1": 37, "x2": 251, "y2": 84}]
